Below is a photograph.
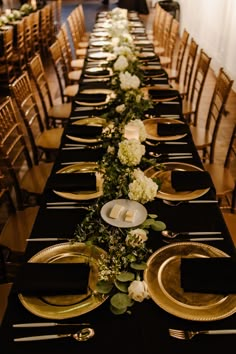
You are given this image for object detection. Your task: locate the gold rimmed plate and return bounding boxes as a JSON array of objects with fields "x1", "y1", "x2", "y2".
[
  {"x1": 18, "y1": 243, "x2": 108, "y2": 319},
  {"x1": 88, "y1": 52, "x2": 116, "y2": 61},
  {"x1": 143, "y1": 118, "x2": 186, "y2": 141},
  {"x1": 53, "y1": 162, "x2": 103, "y2": 200},
  {"x1": 144, "y1": 162, "x2": 210, "y2": 201},
  {"x1": 66, "y1": 117, "x2": 107, "y2": 144},
  {"x1": 144, "y1": 242, "x2": 236, "y2": 321},
  {"x1": 84, "y1": 67, "x2": 113, "y2": 79},
  {"x1": 90, "y1": 40, "x2": 110, "y2": 47}
]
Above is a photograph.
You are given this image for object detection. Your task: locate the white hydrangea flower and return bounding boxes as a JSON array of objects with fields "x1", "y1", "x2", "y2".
[
  {"x1": 118, "y1": 139, "x2": 145, "y2": 166},
  {"x1": 125, "y1": 228, "x2": 148, "y2": 247},
  {"x1": 119, "y1": 71, "x2": 140, "y2": 90},
  {"x1": 113, "y1": 55, "x2": 129, "y2": 72},
  {"x1": 128, "y1": 169, "x2": 158, "y2": 204}
]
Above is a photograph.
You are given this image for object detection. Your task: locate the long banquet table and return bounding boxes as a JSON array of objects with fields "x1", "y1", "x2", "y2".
[{"x1": 1, "y1": 8, "x2": 236, "y2": 354}]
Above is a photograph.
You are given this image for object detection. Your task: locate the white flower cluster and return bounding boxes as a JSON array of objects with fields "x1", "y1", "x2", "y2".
[
  {"x1": 113, "y1": 45, "x2": 136, "y2": 62},
  {"x1": 125, "y1": 228, "x2": 148, "y2": 248},
  {"x1": 128, "y1": 169, "x2": 158, "y2": 204},
  {"x1": 125, "y1": 119, "x2": 147, "y2": 142},
  {"x1": 110, "y1": 7, "x2": 128, "y2": 20},
  {"x1": 118, "y1": 139, "x2": 145, "y2": 166},
  {"x1": 119, "y1": 71, "x2": 140, "y2": 90},
  {"x1": 113, "y1": 55, "x2": 129, "y2": 72}
]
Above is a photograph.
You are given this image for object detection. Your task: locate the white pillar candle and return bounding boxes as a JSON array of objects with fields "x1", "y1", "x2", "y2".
[{"x1": 124, "y1": 124, "x2": 139, "y2": 140}]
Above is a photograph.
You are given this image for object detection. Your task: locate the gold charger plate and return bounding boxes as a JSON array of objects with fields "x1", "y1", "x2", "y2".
[
  {"x1": 143, "y1": 118, "x2": 186, "y2": 141},
  {"x1": 53, "y1": 162, "x2": 103, "y2": 200},
  {"x1": 144, "y1": 162, "x2": 210, "y2": 201},
  {"x1": 88, "y1": 52, "x2": 116, "y2": 61},
  {"x1": 18, "y1": 243, "x2": 108, "y2": 319},
  {"x1": 84, "y1": 67, "x2": 113, "y2": 79},
  {"x1": 66, "y1": 117, "x2": 106, "y2": 143},
  {"x1": 90, "y1": 40, "x2": 110, "y2": 47},
  {"x1": 144, "y1": 242, "x2": 236, "y2": 321}
]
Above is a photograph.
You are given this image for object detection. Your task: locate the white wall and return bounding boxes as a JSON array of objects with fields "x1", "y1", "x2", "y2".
[{"x1": 177, "y1": 0, "x2": 236, "y2": 90}]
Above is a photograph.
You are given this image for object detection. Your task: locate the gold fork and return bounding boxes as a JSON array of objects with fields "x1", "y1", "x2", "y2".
[{"x1": 169, "y1": 328, "x2": 236, "y2": 340}]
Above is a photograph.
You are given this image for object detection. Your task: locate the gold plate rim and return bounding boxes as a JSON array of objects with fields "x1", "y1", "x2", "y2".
[
  {"x1": 144, "y1": 162, "x2": 209, "y2": 201},
  {"x1": 18, "y1": 242, "x2": 108, "y2": 320},
  {"x1": 144, "y1": 242, "x2": 236, "y2": 321},
  {"x1": 143, "y1": 118, "x2": 186, "y2": 141},
  {"x1": 53, "y1": 162, "x2": 103, "y2": 200}
]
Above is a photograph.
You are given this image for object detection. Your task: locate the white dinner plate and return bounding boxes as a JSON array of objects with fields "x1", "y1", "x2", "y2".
[{"x1": 101, "y1": 199, "x2": 147, "y2": 228}]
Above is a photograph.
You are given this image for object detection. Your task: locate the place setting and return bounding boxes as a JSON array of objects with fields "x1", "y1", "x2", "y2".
[{"x1": 143, "y1": 118, "x2": 190, "y2": 142}]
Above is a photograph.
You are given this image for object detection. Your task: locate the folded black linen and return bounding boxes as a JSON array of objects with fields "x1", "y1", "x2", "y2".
[
  {"x1": 84, "y1": 69, "x2": 110, "y2": 77},
  {"x1": 47, "y1": 172, "x2": 97, "y2": 192},
  {"x1": 149, "y1": 89, "x2": 180, "y2": 100},
  {"x1": 15, "y1": 262, "x2": 90, "y2": 295},
  {"x1": 75, "y1": 93, "x2": 107, "y2": 103},
  {"x1": 171, "y1": 170, "x2": 213, "y2": 191},
  {"x1": 180, "y1": 257, "x2": 236, "y2": 294},
  {"x1": 79, "y1": 82, "x2": 111, "y2": 91},
  {"x1": 143, "y1": 69, "x2": 167, "y2": 77},
  {"x1": 157, "y1": 123, "x2": 189, "y2": 136},
  {"x1": 66, "y1": 124, "x2": 103, "y2": 138}
]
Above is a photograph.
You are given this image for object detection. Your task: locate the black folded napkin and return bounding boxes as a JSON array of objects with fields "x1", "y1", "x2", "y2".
[
  {"x1": 157, "y1": 123, "x2": 189, "y2": 136},
  {"x1": 84, "y1": 69, "x2": 110, "y2": 77},
  {"x1": 79, "y1": 82, "x2": 110, "y2": 91},
  {"x1": 47, "y1": 172, "x2": 97, "y2": 192},
  {"x1": 149, "y1": 89, "x2": 180, "y2": 100},
  {"x1": 75, "y1": 93, "x2": 107, "y2": 103},
  {"x1": 15, "y1": 263, "x2": 90, "y2": 295},
  {"x1": 171, "y1": 170, "x2": 213, "y2": 191},
  {"x1": 180, "y1": 257, "x2": 236, "y2": 294},
  {"x1": 143, "y1": 69, "x2": 166, "y2": 77},
  {"x1": 66, "y1": 124, "x2": 103, "y2": 138}
]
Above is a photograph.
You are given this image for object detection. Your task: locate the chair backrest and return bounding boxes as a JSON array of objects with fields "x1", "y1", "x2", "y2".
[
  {"x1": 77, "y1": 4, "x2": 87, "y2": 35},
  {"x1": 173, "y1": 29, "x2": 190, "y2": 83},
  {"x1": 188, "y1": 49, "x2": 212, "y2": 124},
  {"x1": 0, "y1": 27, "x2": 16, "y2": 88},
  {"x1": 30, "y1": 11, "x2": 40, "y2": 54},
  {"x1": 28, "y1": 54, "x2": 54, "y2": 129},
  {"x1": 48, "y1": 39, "x2": 69, "y2": 102},
  {"x1": 23, "y1": 15, "x2": 34, "y2": 63},
  {"x1": 225, "y1": 123, "x2": 236, "y2": 169},
  {"x1": 57, "y1": 28, "x2": 72, "y2": 75},
  {"x1": 165, "y1": 18, "x2": 179, "y2": 63},
  {"x1": 160, "y1": 11, "x2": 173, "y2": 50},
  {"x1": 181, "y1": 38, "x2": 199, "y2": 97},
  {"x1": 205, "y1": 68, "x2": 234, "y2": 163},
  {"x1": 12, "y1": 19, "x2": 26, "y2": 74},
  {"x1": 10, "y1": 72, "x2": 45, "y2": 165},
  {"x1": 67, "y1": 14, "x2": 80, "y2": 52},
  {"x1": 154, "y1": 6, "x2": 166, "y2": 45},
  {"x1": 0, "y1": 97, "x2": 33, "y2": 209}
]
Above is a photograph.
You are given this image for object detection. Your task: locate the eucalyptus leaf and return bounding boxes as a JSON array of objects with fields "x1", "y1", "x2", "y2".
[
  {"x1": 116, "y1": 272, "x2": 135, "y2": 282},
  {"x1": 110, "y1": 304, "x2": 127, "y2": 315},
  {"x1": 151, "y1": 220, "x2": 166, "y2": 231},
  {"x1": 148, "y1": 214, "x2": 158, "y2": 219},
  {"x1": 110, "y1": 293, "x2": 133, "y2": 309},
  {"x1": 114, "y1": 279, "x2": 129, "y2": 293},
  {"x1": 130, "y1": 262, "x2": 147, "y2": 270},
  {"x1": 96, "y1": 280, "x2": 114, "y2": 294}
]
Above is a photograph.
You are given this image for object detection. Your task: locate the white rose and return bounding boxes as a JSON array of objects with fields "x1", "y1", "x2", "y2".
[
  {"x1": 125, "y1": 228, "x2": 148, "y2": 247},
  {"x1": 128, "y1": 280, "x2": 149, "y2": 302},
  {"x1": 114, "y1": 55, "x2": 129, "y2": 72}
]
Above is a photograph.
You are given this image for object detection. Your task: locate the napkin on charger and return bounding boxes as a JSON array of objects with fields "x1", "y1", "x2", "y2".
[
  {"x1": 47, "y1": 172, "x2": 97, "y2": 192},
  {"x1": 75, "y1": 92, "x2": 107, "y2": 103},
  {"x1": 171, "y1": 170, "x2": 213, "y2": 191},
  {"x1": 14, "y1": 262, "x2": 90, "y2": 295},
  {"x1": 157, "y1": 123, "x2": 189, "y2": 136},
  {"x1": 149, "y1": 89, "x2": 180, "y2": 100},
  {"x1": 84, "y1": 69, "x2": 110, "y2": 77},
  {"x1": 66, "y1": 124, "x2": 103, "y2": 138},
  {"x1": 180, "y1": 257, "x2": 236, "y2": 294}
]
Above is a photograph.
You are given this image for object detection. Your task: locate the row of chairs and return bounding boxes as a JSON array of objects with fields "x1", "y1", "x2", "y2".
[
  {"x1": 0, "y1": 2, "x2": 82, "y2": 291},
  {"x1": 0, "y1": 2, "x2": 61, "y2": 93},
  {"x1": 150, "y1": 3, "x2": 236, "y2": 213}
]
